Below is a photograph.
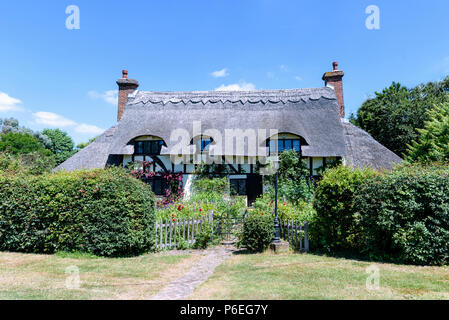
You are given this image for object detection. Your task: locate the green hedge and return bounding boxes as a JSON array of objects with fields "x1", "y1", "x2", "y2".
[
  {"x1": 356, "y1": 164, "x2": 449, "y2": 265},
  {"x1": 0, "y1": 168, "x2": 155, "y2": 257},
  {"x1": 313, "y1": 166, "x2": 378, "y2": 252},
  {"x1": 239, "y1": 212, "x2": 274, "y2": 252}
]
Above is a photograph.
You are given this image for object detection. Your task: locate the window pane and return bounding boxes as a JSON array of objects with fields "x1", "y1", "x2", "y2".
[
  {"x1": 151, "y1": 141, "x2": 159, "y2": 154},
  {"x1": 136, "y1": 141, "x2": 144, "y2": 154},
  {"x1": 269, "y1": 140, "x2": 276, "y2": 154},
  {"x1": 293, "y1": 140, "x2": 301, "y2": 152},
  {"x1": 278, "y1": 140, "x2": 284, "y2": 153},
  {"x1": 284, "y1": 139, "x2": 292, "y2": 150},
  {"x1": 202, "y1": 139, "x2": 211, "y2": 151},
  {"x1": 239, "y1": 180, "x2": 246, "y2": 195},
  {"x1": 143, "y1": 141, "x2": 151, "y2": 154}
]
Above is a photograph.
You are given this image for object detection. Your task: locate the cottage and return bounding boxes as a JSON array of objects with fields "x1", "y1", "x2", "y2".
[{"x1": 57, "y1": 63, "x2": 401, "y2": 203}]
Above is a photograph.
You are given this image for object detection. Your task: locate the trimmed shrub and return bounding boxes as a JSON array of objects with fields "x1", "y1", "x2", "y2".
[
  {"x1": 356, "y1": 164, "x2": 449, "y2": 265},
  {"x1": 239, "y1": 213, "x2": 274, "y2": 252},
  {"x1": 0, "y1": 168, "x2": 155, "y2": 257},
  {"x1": 0, "y1": 151, "x2": 55, "y2": 175},
  {"x1": 313, "y1": 165, "x2": 378, "y2": 252}
]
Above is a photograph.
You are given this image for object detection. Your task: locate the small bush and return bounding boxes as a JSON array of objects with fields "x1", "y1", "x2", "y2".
[
  {"x1": 313, "y1": 165, "x2": 378, "y2": 253},
  {"x1": 356, "y1": 164, "x2": 449, "y2": 265},
  {"x1": 193, "y1": 221, "x2": 217, "y2": 249},
  {"x1": 176, "y1": 238, "x2": 191, "y2": 250},
  {"x1": 0, "y1": 168, "x2": 155, "y2": 257},
  {"x1": 239, "y1": 213, "x2": 274, "y2": 252}
]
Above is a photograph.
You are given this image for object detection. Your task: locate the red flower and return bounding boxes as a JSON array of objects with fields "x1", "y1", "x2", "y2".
[
  {"x1": 172, "y1": 214, "x2": 175, "y2": 217},
  {"x1": 199, "y1": 208, "x2": 203, "y2": 212},
  {"x1": 173, "y1": 218, "x2": 175, "y2": 222},
  {"x1": 283, "y1": 202, "x2": 287, "y2": 206},
  {"x1": 262, "y1": 212, "x2": 265, "y2": 216}
]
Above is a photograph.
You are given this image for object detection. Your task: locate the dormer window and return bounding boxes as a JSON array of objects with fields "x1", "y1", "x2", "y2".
[
  {"x1": 200, "y1": 138, "x2": 212, "y2": 152},
  {"x1": 268, "y1": 139, "x2": 301, "y2": 154},
  {"x1": 135, "y1": 140, "x2": 165, "y2": 156},
  {"x1": 267, "y1": 133, "x2": 306, "y2": 155},
  {"x1": 191, "y1": 135, "x2": 213, "y2": 153}
]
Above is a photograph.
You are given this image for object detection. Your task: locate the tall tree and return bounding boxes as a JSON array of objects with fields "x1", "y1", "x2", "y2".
[
  {"x1": 0, "y1": 132, "x2": 51, "y2": 155},
  {"x1": 354, "y1": 78, "x2": 449, "y2": 157},
  {"x1": 0, "y1": 117, "x2": 51, "y2": 148},
  {"x1": 41, "y1": 128, "x2": 76, "y2": 165},
  {"x1": 406, "y1": 103, "x2": 449, "y2": 164},
  {"x1": 76, "y1": 136, "x2": 98, "y2": 149}
]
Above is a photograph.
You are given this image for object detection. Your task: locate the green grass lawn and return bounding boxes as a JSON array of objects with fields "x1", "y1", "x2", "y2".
[
  {"x1": 191, "y1": 251, "x2": 449, "y2": 300},
  {"x1": 0, "y1": 251, "x2": 202, "y2": 300},
  {"x1": 1, "y1": 249, "x2": 448, "y2": 300}
]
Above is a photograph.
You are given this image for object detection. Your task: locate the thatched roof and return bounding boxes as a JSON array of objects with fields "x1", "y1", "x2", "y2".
[
  {"x1": 341, "y1": 119, "x2": 402, "y2": 170},
  {"x1": 56, "y1": 87, "x2": 401, "y2": 172},
  {"x1": 108, "y1": 87, "x2": 347, "y2": 157},
  {"x1": 56, "y1": 126, "x2": 119, "y2": 171}
]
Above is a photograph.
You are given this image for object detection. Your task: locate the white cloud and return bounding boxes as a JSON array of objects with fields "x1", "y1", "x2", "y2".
[
  {"x1": 75, "y1": 123, "x2": 104, "y2": 135},
  {"x1": 33, "y1": 111, "x2": 104, "y2": 136},
  {"x1": 211, "y1": 68, "x2": 229, "y2": 78},
  {"x1": 280, "y1": 65, "x2": 288, "y2": 72},
  {"x1": 88, "y1": 90, "x2": 118, "y2": 105},
  {"x1": 215, "y1": 82, "x2": 256, "y2": 91},
  {"x1": 266, "y1": 72, "x2": 275, "y2": 79},
  {"x1": 0, "y1": 92, "x2": 23, "y2": 112},
  {"x1": 33, "y1": 111, "x2": 77, "y2": 127},
  {"x1": 295, "y1": 76, "x2": 303, "y2": 81}
]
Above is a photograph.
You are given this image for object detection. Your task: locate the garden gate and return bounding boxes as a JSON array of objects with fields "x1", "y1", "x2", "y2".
[{"x1": 216, "y1": 210, "x2": 248, "y2": 244}]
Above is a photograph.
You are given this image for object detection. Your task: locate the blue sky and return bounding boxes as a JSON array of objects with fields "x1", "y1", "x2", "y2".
[{"x1": 0, "y1": 0, "x2": 448, "y2": 144}]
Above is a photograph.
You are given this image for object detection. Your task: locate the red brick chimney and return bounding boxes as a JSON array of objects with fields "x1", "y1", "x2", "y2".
[
  {"x1": 322, "y1": 62, "x2": 345, "y2": 118},
  {"x1": 116, "y1": 70, "x2": 139, "y2": 122}
]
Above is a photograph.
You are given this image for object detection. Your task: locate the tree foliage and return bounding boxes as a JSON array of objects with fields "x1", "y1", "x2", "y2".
[
  {"x1": 193, "y1": 161, "x2": 230, "y2": 179},
  {"x1": 0, "y1": 117, "x2": 51, "y2": 148},
  {"x1": 353, "y1": 79, "x2": 449, "y2": 157},
  {"x1": 406, "y1": 103, "x2": 449, "y2": 164},
  {"x1": 0, "y1": 132, "x2": 51, "y2": 155},
  {"x1": 76, "y1": 136, "x2": 97, "y2": 149},
  {"x1": 0, "y1": 118, "x2": 85, "y2": 168},
  {"x1": 42, "y1": 128, "x2": 76, "y2": 165},
  {"x1": 262, "y1": 150, "x2": 315, "y2": 204}
]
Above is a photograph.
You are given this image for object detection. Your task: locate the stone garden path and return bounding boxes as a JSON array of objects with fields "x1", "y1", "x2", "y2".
[{"x1": 151, "y1": 246, "x2": 237, "y2": 300}]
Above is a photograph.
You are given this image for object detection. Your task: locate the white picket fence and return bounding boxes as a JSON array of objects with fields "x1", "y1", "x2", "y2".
[
  {"x1": 154, "y1": 211, "x2": 214, "y2": 249},
  {"x1": 154, "y1": 211, "x2": 310, "y2": 252},
  {"x1": 279, "y1": 219, "x2": 309, "y2": 252}
]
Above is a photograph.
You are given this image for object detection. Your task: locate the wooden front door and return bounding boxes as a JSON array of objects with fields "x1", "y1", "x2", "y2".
[{"x1": 246, "y1": 174, "x2": 263, "y2": 206}]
